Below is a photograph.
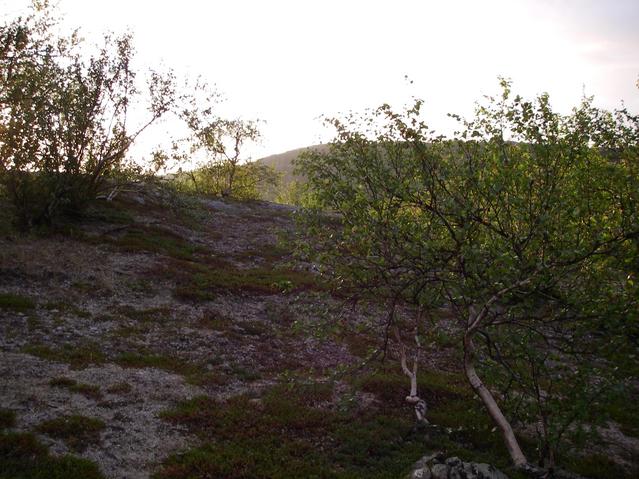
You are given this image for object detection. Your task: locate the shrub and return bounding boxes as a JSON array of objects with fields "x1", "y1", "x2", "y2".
[{"x1": 0, "y1": 4, "x2": 174, "y2": 229}]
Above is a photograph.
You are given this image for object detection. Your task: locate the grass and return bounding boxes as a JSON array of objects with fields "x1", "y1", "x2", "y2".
[
  {"x1": 156, "y1": 381, "x2": 435, "y2": 479},
  {"x1": 106, "y1": 382, "x2": 132, "y2": 395},
  {"x1": 110, "y1": 225, "x2": 199, "y2": 260},
  {"x1": 158, "y1": 362, "x2": 636, "y2": 479},
  {"x1": 0, "y1": 431, "x2": 105, "y2": 479},
  {"x1": 604, "y1": 387, "x2": 639, "y2": 438},
  {"x1": 173, "y1": 260, "x2": 326, "y2": 301},
  {"x1": 115, "y1": 351, "x2": 202, "y2": 378},
  {"x1": 22, "y1": 343, "x2": 105, "y2": 369},
  {"x1": 42, "y1": 300, "x2": 92, "y2": 319},
  {"x1": 49, "y1": 377, "x2": 103, "y2": 400},
  {"x1": 35, "y1": 415, "x2": 105, "y2": 452},
  {"x1": 563, "y1": 453, "x2": 637, "y2": 479},
  {"x1": 115, "y1": 305, "x2": 174, "y2": 323},
  {"x1": 227, "y1": 365, "x2": 262, "y2": 382},
  {"x1": 199, "y1": 310, "x2": 235, "y2": 331},
  {"x1": 83, "y1": 201, "x2": 134, "y2": 225},
  {"x1": 355, "y1": 367, "x2": 534, "y2": 474},
  {"x1": 0, "y1": 409, "x2": 16, "y2": 430},
  {"x1": 0, "y1": 292, "x2": 35, "y2": 312},
  {"x1": 232, "y1": 243, "x2": 290, "y2": 263}
]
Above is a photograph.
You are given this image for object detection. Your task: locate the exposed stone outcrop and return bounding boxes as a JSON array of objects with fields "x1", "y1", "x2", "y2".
[{"x1": 408, "y1": 452, "x2": 509, "y2": 479}]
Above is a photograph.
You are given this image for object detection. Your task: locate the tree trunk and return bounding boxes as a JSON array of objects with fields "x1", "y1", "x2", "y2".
[{"x1": 463, "y1": 331, "x2": 528, "y2": 468}]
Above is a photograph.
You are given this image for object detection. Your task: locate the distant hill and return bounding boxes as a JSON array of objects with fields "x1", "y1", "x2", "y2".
[{"x1": 258, "y1": 144, "x2": 329, "y2": 185}]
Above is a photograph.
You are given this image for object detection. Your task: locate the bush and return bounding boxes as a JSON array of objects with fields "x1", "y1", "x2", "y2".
[{"x1": 0, "y1": 4, "x2": 174, "y2": 229}]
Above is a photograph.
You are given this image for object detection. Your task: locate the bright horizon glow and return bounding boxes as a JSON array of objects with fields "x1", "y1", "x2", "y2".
[{"x1": 2, "y1": 0, "x2": 638, "y2": 161}]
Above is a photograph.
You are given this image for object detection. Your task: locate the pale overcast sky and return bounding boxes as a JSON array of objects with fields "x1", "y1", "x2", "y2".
[{"x1": 2, "y1": 0, "x2": 638, "y2": 159}]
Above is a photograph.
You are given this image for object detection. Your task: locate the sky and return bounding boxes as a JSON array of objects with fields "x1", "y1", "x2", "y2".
[{"x1": 2, "y1": 0, "x2": 638, "y2": 160}]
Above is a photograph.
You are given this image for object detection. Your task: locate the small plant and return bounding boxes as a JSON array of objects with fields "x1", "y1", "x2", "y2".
[
  {"x1": 0, "y1": 293, "x2": 35, "y2": 312},
  {"x1": 112, "y1": 226, "x2": 198, "y2": 260},
  {"x1": 199, "y1": 310, "x2": 234, "y2": 331},
  {"x1": 36, "y1": 415, "x2": 105, "y2": 451},
  {"x1": 23, "y1": 344, "x2": 105, "y2": 369},
  {"x1": 0, "y1": 431, "x2": 105, "y2": 478},
  {"x1": 0, "y1": 409, "x2": 16, "y2": 430},
  {"x1": 49, "y1": 377, "x2": 77, "y2": 388},
  {"x1": 49, "y1": 377, "x2": 103, "y2": 400},
  {"x1": 156, "y1": 381, "x2": 434, "y2": 479},
  {"x1": 174, "y1": 261, "x2": 326, "y2": 302},
  {"x1": 0, "y1": 4, "x2": 175, "y2": 228},
  {"x1": 106, "y1": 382, "x2": 132, "y2": 395},
  {"x1": 115, "y1": 351, "x2": 201, "y2": 378}
]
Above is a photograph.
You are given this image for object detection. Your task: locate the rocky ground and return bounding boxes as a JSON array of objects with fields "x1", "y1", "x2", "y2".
[
  {"x1": 1, "y1": 186, "x2": 637, "y2": 479},
  {"x1": 0, "y1": 189, "x2": 388, "y2": 478}
]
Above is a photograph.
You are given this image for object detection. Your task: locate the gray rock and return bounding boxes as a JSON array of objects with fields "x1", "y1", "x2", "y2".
[
  {"x1": 431, "y1": 463, "x2": 450, "y2": 479},
  {"x1": 449, "y1": 467, "x2": 464, "y2": 479},
  {"x1": 462, "y1": 462, "x2": 478, "y2": 479},
  {"x1": 406, "y1": 455, "x2": 508, "y2": 479},
  {"x1": 410, "y1": 467, "x2": 432, "y2": 479}
]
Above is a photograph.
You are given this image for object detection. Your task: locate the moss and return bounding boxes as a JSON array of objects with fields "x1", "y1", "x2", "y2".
[
  {"x1": 0, "y1": 431, "x2": 105, "y2": 479},
  {"x1": 111, "y1": 225, "x2": 199, "y2": 260},
  {"x1": 115, "y1": 305, "x2": 174, "y2": 323},
  {"x1": 227, "y1": 366, "x2": 262, "y2": 382},
  {"x1": 84, "y1": 202, "x2": 134, "y2": 224},
  {"x1": 157, "y1": 381, "x2": 430, "y2": 479},
  {"x1": 0, "y1": 409, "x2": 16, "y2": 430},
  {"x1": 341, "y1": 330, "x2": 378, "y2": 359},
  {"x1": 238, "y1": 320, "x2": 271, "y2": 337},
  {"x1": 115, "y1": 351, "x2": 201, "y2": 378},
  {"x1": 604, "y1": 388, "x2": 639, "y2": 438},
  {"x1": 354, "y1": 366, "x2": 527, "y2": 471},
  {"x1": 0, "y1": 293, "x2": 35, "y2": 311},
  {"x1": 42, "y1": 300, "x2": 90, "y2": 318},
  {"x1": 49, "y1": 377, "x2": 77, "y2": 388},
  {"x1": 153, "y1": 256, "x2": 326, "y2": 301},
  {"x1": 188, "y1": 371, "x2": 229, "y2": 388},
  {"x1": 199, "y1": 310, "x2": 235, "y2": 331},
  {"x1": 35, "y1": 415, "x2": 105, "y2": 452},
  {"x1": 106, "y1": 382, "x2": 132, "y2": 395},
  {"x1": 22, "y1": 344, "x2": 105, "y2": 369},
  {"x1": 563, "y1": 452, "x2": 637, "y2": 479},
  {"x1": 155, "y1": 440, "x2": 337, "y2": 479},
  {"x1": 232, "y1": 243, "x2": 290, "y2": 263},
  {"x1": 49, "y1": 377, "x2": 102, "y2": 400}
]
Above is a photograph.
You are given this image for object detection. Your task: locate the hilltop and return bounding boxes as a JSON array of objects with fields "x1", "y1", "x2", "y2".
[
  {"x1": 1, "y1": 185, "x2": 638, "y2": 479},
  {"x1": 259, "y1": 144, "x2": 329, "y2": 181}
]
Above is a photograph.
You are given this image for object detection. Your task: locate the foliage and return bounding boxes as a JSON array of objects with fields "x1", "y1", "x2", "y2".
[
  {"x1": 0, "y1": 2, "x2": 175, "y2": 229},
  {"x1": 0, "y1": 409, "x2": 16, "y2": 430},
  {"x1": 35, "y1": 414, "x2": 105, "y2": 451},
  {"x1": 22, "y1": 343, "x2": 105, "y2": 368},
  {"x1": 275, "y1": 178, "x2": 319, "y2": 207},
  {"x1": 171, "y1": 160, "x2": 279, "y2": 200},
  {"x1": 175, "y1": 85, "x2": 277, "y2": 199},
  {"x1": 297, "y1": 80, "x2": 639, "y2": 468},
  {"x1": 0, "y1": 431, "x2": 105, "y2": 479},
  {"x1": 0, "y1": 293, "x2": 35, "y2": 311},
  {"x1": 156, "y1": 383, "x2": 429, "y2": 479},
  {"x1": 49, "y1": 377, "x2": 103, "y2": 400}
]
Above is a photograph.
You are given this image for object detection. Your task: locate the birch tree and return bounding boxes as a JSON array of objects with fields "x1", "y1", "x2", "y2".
[{"x1": 297, "y1": 81, "x2": 638, "y2": 470}]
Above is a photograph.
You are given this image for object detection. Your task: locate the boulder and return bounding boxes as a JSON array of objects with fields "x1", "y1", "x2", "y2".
[
  {"x1": 406, "y1": 452, "x2": 509, "y2": 479},
  {"x1": 431, "y1": 463, "x2": 450, "y2": 479}
]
